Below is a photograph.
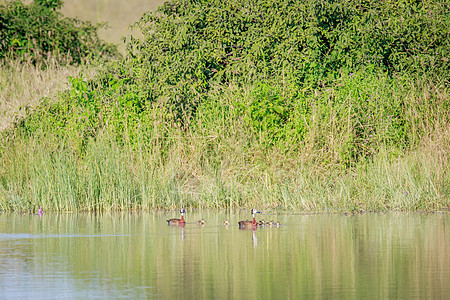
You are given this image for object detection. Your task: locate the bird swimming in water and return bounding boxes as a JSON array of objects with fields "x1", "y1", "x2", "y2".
[
  {"x1": 222, "y1": 220, "x2": 230, "y2": 226},
  {"x1": 167, "y1": 209, "x2": 186, "y2": 225},
  {"x1": 196, "y1": 219, "x2": 206, "y2": 225},
  {"x1": 238, "y1": 209, "x2": 261, "y2": 228}
]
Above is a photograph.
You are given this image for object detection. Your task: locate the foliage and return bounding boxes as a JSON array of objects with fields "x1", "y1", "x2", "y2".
[
  {"x1": 0, "y1": 0, "x2": 449, "y2": 212},
  {"x1": 0, "y1": 0, "x2": 119, "y2": 64},
  {"x1": 6, "y1": 0, "x2": 449, "y2": 155},
  {"x1": 122, "y1": 0, "x2": 449, "y2": 117}
]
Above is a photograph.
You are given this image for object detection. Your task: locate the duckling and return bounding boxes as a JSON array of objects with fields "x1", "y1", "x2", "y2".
[
  {"x1": 167, "y1": 209, "x2": 186, "y2": 225},
  {"x1": 238, "y1": 209, "x2": 261, "y2": 228},
  {"x1": 258, "y1": 219, "x2": 266, "y2": 226},
  {"x1": 266, "y1": 220, "x2": 274, "y2": 226},
  {"x1": 196, "y1": 219, "x2": 206, "y2": 225},
  {"x1": 222, "y1": 220, "x2": 230, "y2": 226},
  {"x1": 275, "y1": 221, "x2": 281, "y2": 227}
]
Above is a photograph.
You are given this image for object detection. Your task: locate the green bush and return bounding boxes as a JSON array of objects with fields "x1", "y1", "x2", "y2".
[
  {"x1": 0, "y1": 0, "x2": 119, "y2": 64},
  {"x1": 122, "y1": 0, "x2": 448, "y2": 116},
  {"x1": 5, "y1": 0, "x2": 450, "y2": 161}
]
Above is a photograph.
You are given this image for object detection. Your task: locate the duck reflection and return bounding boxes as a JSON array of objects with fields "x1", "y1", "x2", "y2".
[
  {"x1": 252, "y1": 229, "x2": 257, "y2": 247},
  {"x1": 181, "y1": 223, "x2": 185, "y2": 240},
  {"x1": 239, "y1": 226, "x2": 258, "y2": 247}
]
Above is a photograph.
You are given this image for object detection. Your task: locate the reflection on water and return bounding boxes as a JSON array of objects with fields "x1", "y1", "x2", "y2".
[
  {"x1": 252, "y1": 230, "x2": 258, "y2": 247},
  {"x1": 0, "y1": 211, "x2": 449, "y2": 299}
]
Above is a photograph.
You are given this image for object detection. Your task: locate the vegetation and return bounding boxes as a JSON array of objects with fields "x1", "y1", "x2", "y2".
[
  {"x1": 0, "y1": 0, "x2": 448, "y2": 212},
  {"x1": 0, "y1": 0, "x2": 119, "y2": 64},
  {"x1": 0, "y1": 56, "x2": 93, "y2": 131}
]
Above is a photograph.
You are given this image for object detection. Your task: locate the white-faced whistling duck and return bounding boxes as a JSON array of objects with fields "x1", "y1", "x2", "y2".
[
  {"x1": 167, "y1": 208, "x2": 186, "y2": 225},
  {"x1": 238, "y1": 209, "x2": 261, "y2": 228}
]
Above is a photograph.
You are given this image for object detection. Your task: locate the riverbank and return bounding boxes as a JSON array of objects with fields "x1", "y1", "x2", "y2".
[
  {"x1": 1, "y1": 0, "x2": 448, "y2": 213},
  {"x1": 1, "y1": 137, "x2": 448, "y2": 213},
  {"x1": 1, "y1": 64, "x2": 448, "y2": 212}
]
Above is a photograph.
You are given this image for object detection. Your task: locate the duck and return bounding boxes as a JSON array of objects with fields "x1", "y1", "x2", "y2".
[
  {"x1": 167, "y1": 209, "x2": 186, "y2": 225},
  {"x1": 222, "y1": 220, "x2": 230, "y2": 226},
  {"x1": 238, "y1": 209, "x2": 261, "y2": 228},
  {"x1": 196, "y1": 219, "x2": 206, "y2": 225},
  {"x1": 275, "y1": 221, "x2": 281, "y2": 227},
  {"x1": 258, "y1": 219, "x2": 266, "y2": 226},
  {"x1": 266, "y1": 220, "x2": 274, "y2": 226}
]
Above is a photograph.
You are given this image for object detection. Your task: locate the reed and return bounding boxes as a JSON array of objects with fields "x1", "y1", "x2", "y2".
[
  {"x1": 1, "y1": 81, "x2": 448, "y2": 212},
  {"x1": 1, "y1": 147, "x2": 447, "y2": 213}
]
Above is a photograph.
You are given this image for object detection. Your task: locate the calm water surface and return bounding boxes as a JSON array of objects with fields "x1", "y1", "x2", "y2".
[{"x1": 0, "y1": 211, "x2": 449, "y2": 299}]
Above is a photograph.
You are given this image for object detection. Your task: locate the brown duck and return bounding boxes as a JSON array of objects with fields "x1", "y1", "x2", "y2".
[
  {"x1": 238, "y1": 209, "x2": 261, "y2": 228},
  {"x1": 167, "y1": 209, "x2": 186, "y2": 225}
]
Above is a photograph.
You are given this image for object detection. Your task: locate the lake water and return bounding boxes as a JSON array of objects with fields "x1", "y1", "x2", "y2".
[{"x1": 1, "y1": 211, "x2": 449, "y2": 299}]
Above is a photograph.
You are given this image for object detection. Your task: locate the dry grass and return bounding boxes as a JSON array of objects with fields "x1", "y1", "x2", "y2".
[
  {"x1": 60, "y1": 0, "x2": 164, "y2": 54},
  {"x1": 0, "y1": 58, "x2": 92, "y2": 131},
  {"x1": 0, "y1": 0, "x2": 165, "y2": 130}
]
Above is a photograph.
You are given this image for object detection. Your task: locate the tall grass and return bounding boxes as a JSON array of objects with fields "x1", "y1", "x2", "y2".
[
  {"x1": 0, "y1": 57, "x2": 93, "y2": 131},
  {"x1": 1, "y1": 69, "x2": 448, "y2": 213},
  {"x1": 1, "y1": 128, "x2": 447, "y2": 213}
]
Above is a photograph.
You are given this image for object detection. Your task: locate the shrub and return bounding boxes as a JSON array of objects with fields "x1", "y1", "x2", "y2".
[
  {"x1": 0, "y1": 0, "x2": 119, "y2": 64},
  {"x1": 123, "y1": 0, "x2": 449, "y2": 118},
  {"x1": 5, "y1": 0, "x2": 450, "y2": 161}
]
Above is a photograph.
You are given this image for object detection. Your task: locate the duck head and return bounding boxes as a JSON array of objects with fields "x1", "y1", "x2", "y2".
[{"x1": 251, "y1": 209, "x2": 261, "y2": 218}]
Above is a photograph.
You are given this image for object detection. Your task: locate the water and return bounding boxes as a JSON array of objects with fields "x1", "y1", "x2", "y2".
[{"x1": 0, "y1": 211, "x2": 449, "y2": 299}]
